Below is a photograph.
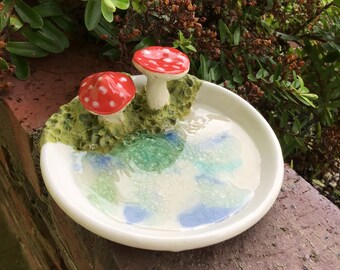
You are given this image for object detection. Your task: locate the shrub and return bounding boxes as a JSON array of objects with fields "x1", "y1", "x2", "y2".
[{"x1": 1, "y1": 0, "x2": 339, "y2": 202}]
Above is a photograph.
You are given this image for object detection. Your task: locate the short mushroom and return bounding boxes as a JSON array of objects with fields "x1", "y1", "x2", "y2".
[
  {"x1": 132, "y1": 46, "x2": 190, "y2": 110},
  {"x1": 78, "y1": 72, "x2": 136, "y2": 124}
]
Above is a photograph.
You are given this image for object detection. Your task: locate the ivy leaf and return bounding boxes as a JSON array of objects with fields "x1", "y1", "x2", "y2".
[
  {"x1": 10, "y1": 53, "x2": 30, "y2": 80},
  {"x1": 14, "y1": 0, "x2": 43, "y2": 29},
  {"x1": 85, "y1": 0, "x2": 101, "y2": 31}
]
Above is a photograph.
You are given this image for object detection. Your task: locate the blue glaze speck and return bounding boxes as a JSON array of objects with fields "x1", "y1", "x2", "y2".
[
  {"x1": 178, "y1": 204, "x2": 235, "y2": 228},
  {"x1": 124, "y1": 205, "x2": 149, "y2": 224}
]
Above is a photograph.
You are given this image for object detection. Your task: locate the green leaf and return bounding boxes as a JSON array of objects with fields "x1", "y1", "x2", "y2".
[
  {"x1": 173, "y1": 40, "x2": 180, "y2": 48},
  {"x1": 133, "y1": 37, "x2": 155, "y2": 52},
  {"x1": 6, "y1": 41, "x2": 49, "y2": 57},
  {"x1": 218, "y1": 19, "x2": 227, "y2": 44},
  {"x1": 312, "y1": 179, "x2": 326, "y2": 188},
  {"x1": 328, "y1": 100, "x2": 340, "y2": 108},
  {"x1": 14, "y1": 0, "x2": 43, "y2": 29},
  {"x1": 10, "y1": 53, "x2": 29, "y2": 80},
  {"x1": 85, "y1": 0, "x2": 101, "y2": 31},
  {"x1": 20, "y1": 26, "x2": 64, "y2": 53},
  {"x1": 302, "y1": 93, "x2": 318, "y2": 100},
  {"x1": 33, "y1": 2, "x2": 63, "y2": 17},
  {"x1": 208, "y1": 65, "x2": 222, "y2": 82},
  {"x1": 112, "y1": 0, "x2": 130, "y2": 10},
  {"x1": 101, "y1": 47, "x2": 120, "y2": 61},
  {"x1": 198, "y1": 54, "x2": 209, "y2": 81},
  {"x1": 219, "y1": 19, "x2": 232, "y2": 44},
  {"x1": 103, "y1": 0, "x2": 117, "y2": 10},
  {"x1": 247, "y1": 73, "x2": 257, "y2": 82},
  {"x1": 42, "y1": 19, "x2": 69, "y2": 49},
  {"x1": 0, "y1": 58, "x2": 9, "y2": 71},
  {"x1": 297, "y1": 75, "x2": 304, "y2": 88},
  {"x1": 101, "y1": 0, "x2": 114, "y2": 23},
  {"x1": 51, "y1": 14, "x2": 75, "y2": 32},
  {"x1": 334, "y1": 0, "x2": 340, "y2": 8},
  {"x1": 276, "y1": 31, "x2": 299, "y2": 41},
  {"x1": 131, "y1": 0, "x2": 147, "y2": 13},
  {"x1": 233, "y1": 73, "x2": 243, "y2": 84},
  {"x1": 92, "y1": 22, "x2": 119, "y2": 47},
  {"x1": 256, "y1": 68, "x2": 269, "y2": 79},
  {"x1": 9, "y1": 15, "x2": 23, "y2": 31},
  {"x1": 273, "y1": 63, "x2": 282, "y2": 81},
  {"x1": 233, "y1": 26, "x2": 241, "y2": 46},
  {"x1": 185, "y1": 44, "x2": 197, "y2": 52},
  {"x1": 0, "y1": 0, "x2": 14, "y2": 32}
]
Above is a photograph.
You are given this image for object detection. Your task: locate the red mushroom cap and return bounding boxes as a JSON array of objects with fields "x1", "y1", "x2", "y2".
[
  {"x1": 78, "y1": 72, "x2": 136, "y2": 115},
  {"x1": 132, "y1": 46, "x2": 190, "y2": 75}
]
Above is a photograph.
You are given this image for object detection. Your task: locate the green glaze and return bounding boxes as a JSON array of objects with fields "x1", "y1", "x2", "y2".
[
  {"x1": 110, "y1": 132, "x2": 185, "y2": 172},
  {"x1": 40, "y1": 75, "x2": 201, "y2": 153}
]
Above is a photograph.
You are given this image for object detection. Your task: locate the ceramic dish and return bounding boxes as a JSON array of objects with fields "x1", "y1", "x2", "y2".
[{"x1": 40, "y1": 75, "x2": 284, "y2": 251}]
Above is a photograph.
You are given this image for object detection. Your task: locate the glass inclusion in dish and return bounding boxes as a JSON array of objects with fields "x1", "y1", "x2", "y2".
[{"x1": 71, "y1": 106, "x2": 261, "y2": 230}]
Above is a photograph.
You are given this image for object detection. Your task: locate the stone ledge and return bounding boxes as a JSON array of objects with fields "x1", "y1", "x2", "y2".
[{"x1": 0, "y1": 42, "x2": 339, "y2": 270}]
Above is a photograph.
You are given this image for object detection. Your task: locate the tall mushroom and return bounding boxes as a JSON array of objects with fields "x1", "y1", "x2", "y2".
[
  {"x1": 132, "y1": 46, "x2": 190, "y2": 110},
  {"x1": 78, "y1": 72, "x2": 136, "y2": 125}
]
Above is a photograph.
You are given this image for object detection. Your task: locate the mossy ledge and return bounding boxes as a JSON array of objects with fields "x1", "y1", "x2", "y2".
[{"x1": 40, "y1": 75, "x2": 201, "y2": 153}]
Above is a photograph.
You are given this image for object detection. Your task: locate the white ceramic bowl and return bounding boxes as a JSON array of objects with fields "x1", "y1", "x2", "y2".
[{"x1": 40, "y1": 75, "x2": 284, "y2": 251}]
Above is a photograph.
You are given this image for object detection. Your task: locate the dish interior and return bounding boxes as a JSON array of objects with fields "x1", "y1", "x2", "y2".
[{"x1": 41, "y1": 76, "x2": 283, "y2": 251}]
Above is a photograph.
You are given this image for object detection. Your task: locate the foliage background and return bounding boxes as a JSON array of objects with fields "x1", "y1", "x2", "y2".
[{"x1": 1, "y1": 0, "x2": 339, "y2": 205}]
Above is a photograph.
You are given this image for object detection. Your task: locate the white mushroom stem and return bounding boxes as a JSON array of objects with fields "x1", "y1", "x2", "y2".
[
  {"x1": 145, "y1": 75, "x2": 170, "y2": 110},
  {"x1": 98, "y1": 110, "x2": 125, "y2": 125}
]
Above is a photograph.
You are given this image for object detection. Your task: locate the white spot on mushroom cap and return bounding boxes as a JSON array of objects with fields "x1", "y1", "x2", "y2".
[
  {"x1": 99, "y1": 86, "x2": 108, "y2": 94},
  {"x1": 81, "y1": 82, "x2": 87, "y2": 87},
  {"x1": 163, "y1": 58, "x2": 173, "y2": 63},
  {"x1": 157, "y1": 67, "x2": 165, "y2": 72},
  {"x1": 98, "y1": 76, "x2": 103, "y2": 81},
  {"x1": 119, "y1": 77, "x2": 128, "y2": 82},
  {"x1": 84, "y1": 97, "x2": 89, "y2": 103},
  {"x1": 162, "y1": 48, "x2": 170, "y2": 53},
  {"x1": 117, "y1": 83, "x2": 123, "y2": 88},
  {"x1": 92, "y1": 101, "x2": 99, "y2": 108},
  {"x1": 109, "y1": 101, "x2": 115, "y2": 107},
  {"x1": 149, "y1": 60, "x2": 157, "y2": 65},
  {"x1": 142, "y1": 49, "x2": 151, "y2": 55},
  {"x1": 178, "y1": 55, "x2": 187, "y2": 61}
]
